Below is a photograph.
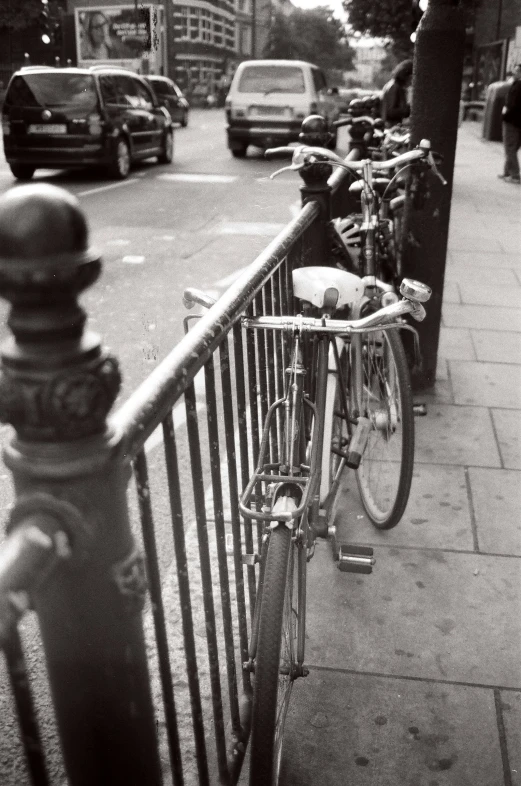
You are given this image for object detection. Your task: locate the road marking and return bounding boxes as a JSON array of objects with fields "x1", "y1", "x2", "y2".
[
  {"x1": 122, "y1": 255, "x2": 146, "y2": 264},
  {"x1": 290, "y1": 200, "x2": 301, "y2": 218},
  {"x1": 157, "y1": 173, "x2": 237, "y2": 184},
  {"x1": 217, "y1": 222, "x2": 285, "y2": 236},
  {"x1": 77, "y1": 179, "x2": 139, "y2": 197}
]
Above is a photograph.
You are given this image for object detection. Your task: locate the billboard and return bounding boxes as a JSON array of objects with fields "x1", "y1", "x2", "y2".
[{"x1": 75, "y1": 5, "x2": 162, "y2": 71}]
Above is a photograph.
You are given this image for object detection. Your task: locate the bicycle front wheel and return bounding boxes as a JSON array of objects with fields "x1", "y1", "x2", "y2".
[
  {"x1": 249, "y1": 520, "x2": 299, "y2": 786},
  {"x1": 355, "y1": 327, "x2": 414, "y2": 529}
]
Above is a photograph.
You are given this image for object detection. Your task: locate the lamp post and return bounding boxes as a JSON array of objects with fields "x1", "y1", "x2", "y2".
[{"x1": 403, "y1": 0, "x2": 466, "y2": 390}]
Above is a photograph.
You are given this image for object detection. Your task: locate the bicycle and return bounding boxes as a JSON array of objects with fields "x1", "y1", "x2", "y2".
[
  {"x1": 183, "y1": 141, "x2": 439, "y2": 786},
  {"x1": 327, "y1": 128, "x2": 445, "y2": 287}
]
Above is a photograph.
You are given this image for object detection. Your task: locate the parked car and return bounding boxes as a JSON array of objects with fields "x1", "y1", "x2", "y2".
[
  {"x1": 1, "y1": 65, "x2": 174, "y2": 180},
  {"x1": 224, "y1": 59, "x2": 341, "y2": 158},
  {"x1": 145, "y1": 75, "x2": 189, "y2": 127}
]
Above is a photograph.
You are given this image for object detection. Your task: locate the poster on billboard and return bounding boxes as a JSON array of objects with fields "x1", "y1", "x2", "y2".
[{"x1": 75, "y1": 5, "x2": 161, "y2": 70}]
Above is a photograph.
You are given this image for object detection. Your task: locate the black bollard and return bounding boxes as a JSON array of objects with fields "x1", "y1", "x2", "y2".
[
  {"x1": 0, "y1": 184, "x2": 162, "y2": 785},
  {"x1": 298, "y1": 114, "x2": 333, "y2": 267}
]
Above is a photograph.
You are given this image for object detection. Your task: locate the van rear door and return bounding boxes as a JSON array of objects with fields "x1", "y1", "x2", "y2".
[{"x1": 233, "y1": 63, "x2": 309, "y2": 122}]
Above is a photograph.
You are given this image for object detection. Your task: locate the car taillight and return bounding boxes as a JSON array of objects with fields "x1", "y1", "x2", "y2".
[
  {"x1": 1, "y1": 118, "x2": 10, "y2": 136},
  {"x1": 87, "y1": 113, "x2": 102, "y2": 135},
  {"x1": 310, "y1": 102, "x2": 318, "y2": 114}
]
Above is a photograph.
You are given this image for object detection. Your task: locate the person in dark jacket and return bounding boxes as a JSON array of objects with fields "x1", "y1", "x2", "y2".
[
  {"x1": 380, "y1": 60, "x2": 413, "y2": 126},
  {"x1": 498, "y1": 63, "x2": 521, "y2": 184}
]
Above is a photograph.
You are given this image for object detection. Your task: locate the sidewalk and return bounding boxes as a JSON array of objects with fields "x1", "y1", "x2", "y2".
[{"x1": 277, "y1": 121, "x2": 521, "y2": 785}]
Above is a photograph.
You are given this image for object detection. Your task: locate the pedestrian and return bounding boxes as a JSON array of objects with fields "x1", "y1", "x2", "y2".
[
  {"x1": 380, "y1": 60, "x2": 413, "y2": 127},
  {"x1": 498, "y1": 63, "x2": 521, "y2": 185}
]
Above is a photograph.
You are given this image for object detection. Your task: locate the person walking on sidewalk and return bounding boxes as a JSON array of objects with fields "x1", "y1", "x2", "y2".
[
  {"x1": 498, "y1": 63, "x2": 521, "y2": 184},
  {"x1": 380, "y1": 60, "x2": 413, "y2": 127}
]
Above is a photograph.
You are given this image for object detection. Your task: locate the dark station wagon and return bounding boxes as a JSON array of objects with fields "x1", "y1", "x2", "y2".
[{"x1": 1, "y1": 65, "x2": 174, "y2": 180}]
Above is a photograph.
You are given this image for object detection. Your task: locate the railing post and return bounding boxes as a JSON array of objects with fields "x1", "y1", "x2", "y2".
[
  {"x1": 298, "y1": 115, "x2": 333, "y2": 267},
  {"x1": 0, "y1": 184, "x2": 162, "y2": 785}
]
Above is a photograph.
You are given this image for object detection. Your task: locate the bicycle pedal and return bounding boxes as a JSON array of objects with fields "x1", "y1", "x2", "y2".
[
  {"x1": 338, "y1": 544, "x2": 375, "y2": 574},
  {"x1": 413, "y1": 402, "x2": 427, "y2": 417}
]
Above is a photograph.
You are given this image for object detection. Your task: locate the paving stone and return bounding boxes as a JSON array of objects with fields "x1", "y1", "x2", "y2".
[
  {"x1": 459, "y1": 283, "x2": 521, "y2": 307},
  {"x1": 334, "y1": 464, "x2": 473, "y2": 551},
  {"x1": 421, "y1": 380, "x2": 454, "y2": 404},
  {"x1": 449, "y1": 360, "x2": 521, "y2": 409},
  {"x1": 281, "y1": 672, "x2": 506, "y2": 786},
  {"x1": 449, "y1": 251, "x2": 521, "y2": 269},
  {"x1": 442, "y1": 281, "x2": 461, "y2": 304},
  {"x1": 444, "y1": 264, "x2": 520, "y2": 286},
  {"x1": 491, "y1": 408, "x2": 521, "y2": 469},
  {"x1": 446, "y1": 235, "x2": 503, "y2": 253},
  {"x1": 414, "y1": 403, "x2": 500, "y2": 467},
  {"x1": 442, "y1": 303, "x2": 521, "y2": 331},
  {"x1": 305, "y1": 544, "x2": 521, "y2": 687},
  {"x1": 501, "y1": 690, "x2": 521, "y2": 786},
  {"x1": 500, "y1": 236, "x2": 521, "y2": 254},
  {"x1": 472, "y1": 329, "x2": 521, "y2": 363},
  {"x1": 468, "y1": 467, "x2": 521, "y2": 556},
  {"x1": 438, "y1": 327, "x2": 475, "y2": 361}
]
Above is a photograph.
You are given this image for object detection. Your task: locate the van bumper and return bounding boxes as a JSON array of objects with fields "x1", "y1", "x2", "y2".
[{"x1": 227, "y1": 120, "x2": 302, "y2": 148}]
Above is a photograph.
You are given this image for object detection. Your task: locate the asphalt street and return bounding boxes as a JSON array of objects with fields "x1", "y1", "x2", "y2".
[{"x1": 0, "y1": 108, "x2": 302, "y2": 400}]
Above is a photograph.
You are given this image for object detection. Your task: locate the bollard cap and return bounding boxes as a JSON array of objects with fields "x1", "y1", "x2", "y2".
[
  {"x1": 299, "y1": 114, "x2": 332, "y2": 148},
  {"x1": 0, "y1": 184, "x2": 100, "y2": 270}
]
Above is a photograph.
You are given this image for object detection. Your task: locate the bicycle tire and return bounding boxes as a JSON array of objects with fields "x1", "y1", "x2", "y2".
[
  {"x1": 355, "y1": 327, "x2": 414, "y2": 529},
  {"x1": 249, "y1": 520, "x2": 298, "y2": 786}
]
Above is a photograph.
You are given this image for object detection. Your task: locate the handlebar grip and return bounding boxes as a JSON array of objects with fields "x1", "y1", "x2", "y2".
[{"x1": 265, "y1": 147, "x2": 294, "y2": 159}]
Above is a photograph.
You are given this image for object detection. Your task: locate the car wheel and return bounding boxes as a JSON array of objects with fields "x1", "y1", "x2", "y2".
[
  {"x1": 231, "y1": 143, "x2": 247, "y2": 158},
  {"x1": 181, "y1": 110, "x2": 188, "y2": 128},
  {"x1": 158, "y1": 130, "x2": 174, "y2": 164},
  {"x1": 9, "y1": 164, "x2": 35, "y2": 180},
  {"x1": 109, "y1": 138, "x2": 131, "y2": 179}
]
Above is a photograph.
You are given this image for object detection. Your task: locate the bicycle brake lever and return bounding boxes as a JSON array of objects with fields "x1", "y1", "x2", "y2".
[
  {"x1": 406, "y1": 301, "x2": 427, "y2": 322},
  {"x1": 428, "y1": 152, "x2": 447, "y2": 185},
  {"x1": 270, "y1": 162, "x2": 305, "y2": 179}
]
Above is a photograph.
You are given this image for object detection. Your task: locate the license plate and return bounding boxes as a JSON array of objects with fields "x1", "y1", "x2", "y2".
[
  {"x1": 28, "y1": 124, "x2": 67, "y2": 134},
  {"x1": 250, "y1": 106, "x2": 289, "y2": 117}
]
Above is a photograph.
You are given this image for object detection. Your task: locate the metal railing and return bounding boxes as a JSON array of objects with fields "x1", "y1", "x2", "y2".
[{"x1": 0, "y1": 130, "x2": 358, "y2": 784}]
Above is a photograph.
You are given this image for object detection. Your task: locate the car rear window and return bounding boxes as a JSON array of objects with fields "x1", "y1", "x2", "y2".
[
  {"x1": 5, "y1": 73, "x2": 98, "y2": 111},
  {"x1": 149, "y1": 80, "x2": 169, "y2": 96},
  {"x1": 237, "y1": 65, "x2": 305, "y2": 94}
]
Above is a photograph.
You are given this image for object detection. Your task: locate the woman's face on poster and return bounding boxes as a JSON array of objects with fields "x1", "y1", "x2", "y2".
[{"x1": 90, "y1": 14, "x2": 108, "y2": 46}]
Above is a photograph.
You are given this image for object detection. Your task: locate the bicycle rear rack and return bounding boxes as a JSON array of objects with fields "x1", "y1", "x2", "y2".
[{"x1": 239, "y1": 395, "x2": 319, "y2": 523}]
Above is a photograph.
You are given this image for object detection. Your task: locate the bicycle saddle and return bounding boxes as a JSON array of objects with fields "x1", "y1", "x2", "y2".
[{"x1": 292, "y1": 266, "x2": 363, "y2": 309}]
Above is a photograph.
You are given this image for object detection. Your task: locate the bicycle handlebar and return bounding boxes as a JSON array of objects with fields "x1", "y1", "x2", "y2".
[
  {"x1": 265, "y1": 140, "x2": 447, "y2": 185},
  {"x1": 242, "y1": 293, "x2": 429, "y2": 334}
]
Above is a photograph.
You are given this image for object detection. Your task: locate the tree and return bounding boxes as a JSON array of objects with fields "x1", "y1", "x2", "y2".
[
  {"x1": 343, "y1": 0, "x2": 479, "y2": 59},
  {"x1": 264, "y1": 8, "x2": 356, "y2": 74}
]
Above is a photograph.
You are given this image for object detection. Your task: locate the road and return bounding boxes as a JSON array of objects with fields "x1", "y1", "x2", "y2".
[{"x1": 0, "y1": 109, "x2": 301, "y2": 402}]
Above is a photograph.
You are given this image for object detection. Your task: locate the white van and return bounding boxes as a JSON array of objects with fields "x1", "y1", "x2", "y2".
[{"x1": 225, "y1": 59, "x2": 340, "y2": 157}]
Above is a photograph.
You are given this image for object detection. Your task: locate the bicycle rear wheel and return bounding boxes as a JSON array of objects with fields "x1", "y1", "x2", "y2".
[
  {"x1": 355, "y1": 327, "x2": 414, "y2": 529},
  {"x1": 249, "y1": 510, "x2": 299, "y2": 786}
]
